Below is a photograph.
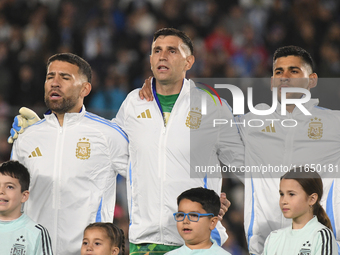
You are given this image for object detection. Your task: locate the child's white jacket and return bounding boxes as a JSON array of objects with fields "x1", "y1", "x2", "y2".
[{"x1": 115, "y1": 78, "x2": 244, "y2": 246}]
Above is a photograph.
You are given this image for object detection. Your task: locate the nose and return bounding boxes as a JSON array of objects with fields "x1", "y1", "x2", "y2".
[
  {"x1": 280, "y1": 195, "x2": 287, "y2": 205},
  {"x1": 51, "y1": 77, "x2": 61, "y2": 88},
  {"x1": 46, "y1": 75, "x2": 61, "y2": 88},
  {"x1": 86, "y1": 243, "x2": 93, "y2": 251},
  {"x1": 159, "y1": 50, "x2": 168, "y2": 60},
  {"x1": 280, "y1": 77, "x2": 290, "y2": 83},
  {"x1": 183, "y1": 214, "x2": 190, "y2": 224},
  {"x1": 280, "y1": 70, "x2": 291, "y2": 81}
]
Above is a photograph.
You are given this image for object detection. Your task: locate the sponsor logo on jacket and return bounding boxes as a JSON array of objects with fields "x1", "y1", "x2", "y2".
[{"x1": 28, "y1": 147, "x2": 42, "y2": 158}]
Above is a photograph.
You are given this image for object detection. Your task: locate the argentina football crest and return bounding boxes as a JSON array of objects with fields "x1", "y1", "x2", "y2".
[
  {"x1": 10, "y1": 235, "x2": 26, "y2": 255},
  {"x1": 76, "y1": 137, "x2": 91, "y2": 160}
]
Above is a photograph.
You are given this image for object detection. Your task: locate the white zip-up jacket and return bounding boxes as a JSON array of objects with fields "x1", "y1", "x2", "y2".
[
  {"x1": 115, "y1": 78, "x2": 244, "y2": 246},
  {"x1": 238, "y1": 99, "x2": 340, "y2": 255},
  {"x1": 11, "y1": 106, "x2": 129, "y2": 255}
]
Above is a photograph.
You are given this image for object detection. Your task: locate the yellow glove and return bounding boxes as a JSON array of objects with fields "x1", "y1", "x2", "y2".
[{"x1": 8, "y1": 107, "x2": 41, "y2": 144}]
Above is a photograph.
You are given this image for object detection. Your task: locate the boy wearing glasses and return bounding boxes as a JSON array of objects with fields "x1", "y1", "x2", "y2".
[{"x1": 166, "y1": 187, "x2": 231, "y2": 255}]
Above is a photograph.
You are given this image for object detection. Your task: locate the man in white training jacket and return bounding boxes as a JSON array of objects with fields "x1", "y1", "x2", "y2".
[{"x1": 11, "y1": 53, "x2": 129, "y2": 255}]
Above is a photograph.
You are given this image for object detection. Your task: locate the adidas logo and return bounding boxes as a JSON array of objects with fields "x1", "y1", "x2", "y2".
[
  {"x1": 29, "y1": 147, "x2": 42, "y2": 158},
  {"x1": 261, "y1": 124, "x2": 276, "y2": 133},
  {"x1": 137, "y1": 109, "x2": 152, "y2": 118}
]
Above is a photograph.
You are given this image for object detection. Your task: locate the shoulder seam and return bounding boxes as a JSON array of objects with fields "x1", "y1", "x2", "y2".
[
  {"x1": 85, "y1": 113, "x2": 129, "y2": 142},
  {"x1": 314, "y1": 106, "x2": 329, "y2": 110}
]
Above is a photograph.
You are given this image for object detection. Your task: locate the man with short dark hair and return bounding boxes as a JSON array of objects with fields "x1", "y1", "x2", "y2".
[
  {"x1": 116, "y1": 27, "x2": 244, "y2": 254},
  {"x1": 11, "y1": 53, "x2": 129, "y2": 255},
  {"x1": 139, "y1": 45, "x2": 340, "y2": 255},
  {"x1": 240, "y1": 45, "x2": 340, "y2": 255},
  {"x1": 8, "y1": 31, "x2": 244, "y2": 255}
]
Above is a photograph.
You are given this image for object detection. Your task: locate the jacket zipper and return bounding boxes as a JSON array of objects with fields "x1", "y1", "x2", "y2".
[
  {"x1": 157, "y1": 91, "x2": 183, "y2": 244},
  {"x1": 53, "y1": 118, "x2": 66, "y2": 252}
]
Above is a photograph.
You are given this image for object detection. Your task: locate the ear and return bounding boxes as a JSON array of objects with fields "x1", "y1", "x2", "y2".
[
  {"x1": 21, "y1": 190, "x2": 29, "y2": 203},
  {"x1": 150, "y1": 55, "x2": 153, "y2": 70},
  {"x1": 184, "y1": 55, "x2": 195, "y2": 71},
  {"x1": 209, "y1": 216, "x2": 219, "y2": 231},
  {"x1": 111, "y1": 246, "x2": 120, "y2": 255},
  {"x1": 308, "y1": 73, "x2": 318, "y2": 89},
  {"x1": 81, "y1": 82, "x2": 92, "y2": 98},
  {"x1": 308, "y1": 193, "x2": 318, "y2": 207}
]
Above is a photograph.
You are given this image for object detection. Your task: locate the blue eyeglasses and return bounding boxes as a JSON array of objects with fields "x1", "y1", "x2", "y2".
[{"x1": 173, "y1": 212, "x2": 214, "y2": 222}]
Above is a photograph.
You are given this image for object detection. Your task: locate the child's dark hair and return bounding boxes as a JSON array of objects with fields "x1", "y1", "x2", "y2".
[
  {"x1": 177, "y1": 187, "x2": 220, "y2": 216},
  {"x1": 84, "y1": 222, "x2": 125, "y2": 254},
  {"x1": 0, "y1": 160, "x2": 30, "y2": 192},
  {"x1": 281, "y1": 168, "x2": 332, "y2": 231}
]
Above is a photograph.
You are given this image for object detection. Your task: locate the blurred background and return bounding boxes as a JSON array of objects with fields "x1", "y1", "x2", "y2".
[{"x1": 0, "y1": 0, "x2": 340, "y2": 254}]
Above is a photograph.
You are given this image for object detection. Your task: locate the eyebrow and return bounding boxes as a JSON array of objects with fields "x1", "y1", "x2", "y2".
[
  {"x1": 46, "y1": 72, "x2": 72, "y2": 77},
  {"x1": 82, "y1": 237, "x2": 104, "y2": 242},
  {"x1": 3, "y1": 182, "x2": 17, "y2": 186},
  {"x1": 167, "y1": 46, "x2": 178, "y2": 51},
  {"x1": 280, "y1": 189, "x2": 296, "y2": 192},
  {"x1": 274, "y1": 66, "x2": 301, "y2": 72},
  {"x1": 153, "y1": 46, "x2": 179, "y2": 52}
]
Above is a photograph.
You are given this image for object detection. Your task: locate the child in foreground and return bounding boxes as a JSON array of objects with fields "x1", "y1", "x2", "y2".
[
  {"x1": 166, "y1": 187, "x2": 231, "y2": 255},
  {"x1": 0, "y1": 160, "x2": 53, "y2": 254},
  {"x1": 81, "y1": 222, "x2": 125, "y2": 255},
  {"x1": 263, "y1": 168, "x2": 338, "y2": 255}
]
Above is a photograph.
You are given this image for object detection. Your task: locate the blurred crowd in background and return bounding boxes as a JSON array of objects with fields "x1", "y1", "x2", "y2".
[{"x1": 1, "y1": 0, "x2": 340, "y2": 253}]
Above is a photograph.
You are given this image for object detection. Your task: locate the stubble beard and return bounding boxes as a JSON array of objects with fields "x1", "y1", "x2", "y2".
[{"x1": 44, "y1": 94, "x2": 78, "y2": 114}]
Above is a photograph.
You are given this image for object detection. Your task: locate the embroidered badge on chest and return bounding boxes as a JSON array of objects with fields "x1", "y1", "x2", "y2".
[
  {"x1": 299, "y1": 248, "x2": 311, "y2": 255},
  {"x1": 299, "y1": 240, "x2": 312, "y2": 255},
  {"x1": 186, "y1": 108, "x2": 202, "y2": 129},
  {"x1": 308, "y1": 117, "x2": 323, "y2": 140},
  {"x1": 11, "y1": 235, "x2": 26, "y2": 255},
  {"x1": 76, "y1": 138, "x2": 91, "y2": 160}
]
